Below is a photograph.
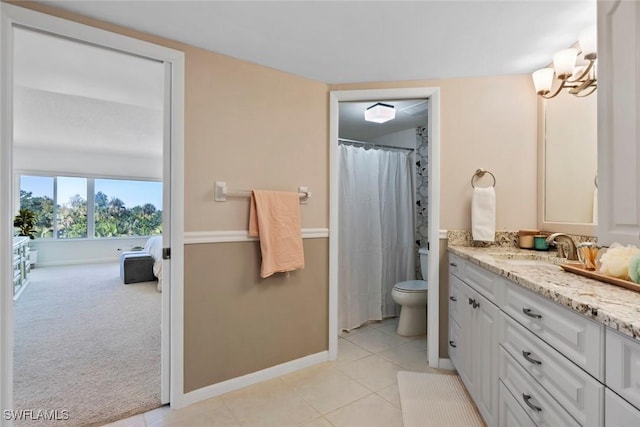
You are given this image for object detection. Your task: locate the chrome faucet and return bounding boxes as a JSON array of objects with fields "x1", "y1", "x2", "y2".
[{"x1": 545, "y1": 233, "x2": 579, "y2": 261}]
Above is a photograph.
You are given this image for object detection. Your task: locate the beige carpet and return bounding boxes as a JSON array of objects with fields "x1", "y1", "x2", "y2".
[
  {"x1": 397, "y1": 371, "x2": 484, "y2": 427},
  {"x1": 13, "y1": 262, "x2": 162, "y2": 427}
]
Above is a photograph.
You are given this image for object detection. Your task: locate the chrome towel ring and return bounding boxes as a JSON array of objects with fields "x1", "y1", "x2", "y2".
[{"x1": 471, "y1": 168, "x2": 496, "y2": 188}]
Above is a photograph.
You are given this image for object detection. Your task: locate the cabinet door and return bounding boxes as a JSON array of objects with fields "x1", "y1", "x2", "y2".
[
  {"x1": 455, "y1": 278, "x2": 475, "y2": 395},
  {"x1": 606, "y1": 327, "x2": 640, "y2": 410},
  {"x1": 597, "y1": 0, "x2": 640, "y2": 245},
  {"x1": 605, "y1": 389, "x2": 640, "y2": 426},
  {"x1": 471, "y1": 290, "x2": 499, "y2": 427}
]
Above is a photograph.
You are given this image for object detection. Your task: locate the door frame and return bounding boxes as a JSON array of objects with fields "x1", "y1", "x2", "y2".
[
  {"x1": 0, "y1": 3, "x2": 187, "y2": 420},
  {"x1": 328, "y1": 87, "x2": 441, "y2": 367}
]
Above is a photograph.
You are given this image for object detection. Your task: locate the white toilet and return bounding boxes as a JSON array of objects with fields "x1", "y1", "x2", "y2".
[{"x1": 391, "y1": 248, "x2": 429, "y2": 336}]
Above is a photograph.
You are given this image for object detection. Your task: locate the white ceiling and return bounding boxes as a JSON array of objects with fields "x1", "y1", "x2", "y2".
[
  {"x1": 339, "y1": 99, "x2": 428, "y2": 141},
  {"x1": 14, "y1": 1, "x2": 597, "y2": 149},
  {"x1": 41, "y1": 0, "x2": 596, "y2": 84},
  {"x1": 13, "y1": 26, "x2": 164, "y2": 157}
]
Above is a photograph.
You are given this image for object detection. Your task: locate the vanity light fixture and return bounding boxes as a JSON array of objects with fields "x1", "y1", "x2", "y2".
[
  {"x1": 364, "y1": 102, "x2": 396, "y2": 123},
  {"x1": 532, "y1": 26, "x2": 597, "y2": 99}
]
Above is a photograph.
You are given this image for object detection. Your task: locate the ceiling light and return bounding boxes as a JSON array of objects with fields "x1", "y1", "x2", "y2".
[
  {"x1": 364, "y1": 102, "x2": 396, "y2": 123},
  {"x1": 532, "y1": 25, "x2": 597, "y2": 99}
]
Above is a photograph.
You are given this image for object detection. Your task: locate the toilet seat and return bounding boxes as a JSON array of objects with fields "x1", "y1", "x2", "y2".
[{"x1": 393, "y1": 280, "x2": 428, "y2": 293}]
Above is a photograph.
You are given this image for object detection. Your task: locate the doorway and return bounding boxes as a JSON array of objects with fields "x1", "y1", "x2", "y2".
[
  {"x1": 328, "y1": 88, "x2": 441, "y2": 367},
  {"x1": 13, "y1": 26, "x2": 164, "y2": 425},
  {"x1": 0, "y1": 3, "x2": 186, "y2": 423}
]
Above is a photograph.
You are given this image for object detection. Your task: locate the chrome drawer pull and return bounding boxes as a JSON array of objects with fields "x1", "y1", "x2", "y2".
[
  {"x1": 449, "y1": 340, "x2": 457, "y2": 348},
  {"x1": 449, "y1": 296, "x2": 457, "y2": 302},
  {"x1": 522, "y1": 308, "x2": 542, "y2": 319},
  {"x1": 450, "y1": 262, "x2": 457, "y2": 267},
  {"x1": 522, "y1": 351, "x2": 542, "y2": 366},
  {"x1": 522, "y1": 393, "x2": 542, "y2": 412},
  {"x1": 468, "y1": 298, "x2": 475, "y2": 305}
]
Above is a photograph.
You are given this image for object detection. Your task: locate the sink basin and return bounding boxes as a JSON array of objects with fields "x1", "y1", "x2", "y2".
[
  {"x1": 495, "y1": 258, "x2": 549, "y2": 266},
  {"x1": 485, "y1": 252, "x2": 564, "y2": 267},
  {"x1": 488, "y1": 253, "x2": 545, "y2": 261}
]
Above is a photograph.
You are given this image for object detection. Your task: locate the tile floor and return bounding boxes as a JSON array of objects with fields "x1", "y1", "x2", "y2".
[{"x1": 104, "y1": 318, "x2": 452, "y2": 427}]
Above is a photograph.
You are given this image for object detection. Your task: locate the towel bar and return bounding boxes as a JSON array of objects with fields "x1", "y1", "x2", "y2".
[
  {"x1": 214, "y1": 181, "x2": 311, "y2": 203},
  {"x1": 471, "y1": 168, "x2": 496, "y2": 188}
]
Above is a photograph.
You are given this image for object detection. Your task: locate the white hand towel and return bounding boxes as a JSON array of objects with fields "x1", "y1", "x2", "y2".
[{"x1": 472, "y1": 187, "x2": 496, "y2": 242}]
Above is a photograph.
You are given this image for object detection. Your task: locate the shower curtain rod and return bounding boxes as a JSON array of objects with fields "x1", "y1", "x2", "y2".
[{"x1": 338, "y1": 138, "x2": 415, "y2": 152}]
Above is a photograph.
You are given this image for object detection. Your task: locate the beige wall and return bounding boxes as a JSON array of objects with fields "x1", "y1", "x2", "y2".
[
  {"x1": 184, "y1": 239, "x2": 328, "y2": 392},
  {"x1": 183, "y1": 49, "x2": 328, "y2": 231},
  {"x1": 11, "y1": 1, "x2": 330, "y2": 394},
  {"x1": 330, "y1": 76, "x2": 539, "y2": 232},
  {"x1": 11, "y1": 1, "x2": 541, "y2": 392}
]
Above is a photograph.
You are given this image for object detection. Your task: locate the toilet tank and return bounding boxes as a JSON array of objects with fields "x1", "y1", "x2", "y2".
[{"x1": 419, "y1": 247, "x2": 429, "y2": 278}]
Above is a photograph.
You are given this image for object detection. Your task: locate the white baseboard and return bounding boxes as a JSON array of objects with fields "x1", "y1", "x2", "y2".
[
  {"x1": 178, "y1": 351, "x2": 329, "y2": 408},
  {"x1": 438, "y1": 358, "x2": 455, "y2": 371}
]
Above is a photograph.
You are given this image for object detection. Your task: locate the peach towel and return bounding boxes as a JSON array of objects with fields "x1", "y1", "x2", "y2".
[{"x1": 249, "y1": 190, "x2": 305, "y2": 278}]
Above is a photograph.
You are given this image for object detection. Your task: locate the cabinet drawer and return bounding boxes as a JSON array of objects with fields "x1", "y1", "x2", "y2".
[
  {"x1": 449, "y1": 274, "x2": 464, "y2": 326},
  {"x1": 606, "y1": 327, "x2": 640, "y2": 410},
  {"x1": 502, "y1": 281, "x2": 604, "y2": 380},
  {"x1": 448, "y1": 253, "x2": 500, "y2": 303},
  {"x1": 499, "y1": 347, "x2": 580, "y2": 427},
  {"x1": 448, "y1": 253, "x2": 464, "y2": 279},
  {"x1": 500, "y1": 312, "x2": 604, "y2": 427},
  {"x1": 605, "y1": 389, "x2": 640, "y2": 426},
  {"x1": 499, "y1": 381, "x2": 536, "y2": 427},
  {"x1": 448, "y1": 314, "x2": 461, "y2": 371},
  {"x1": 464, "y1": 259, "x2": 500, "y2": 302}
]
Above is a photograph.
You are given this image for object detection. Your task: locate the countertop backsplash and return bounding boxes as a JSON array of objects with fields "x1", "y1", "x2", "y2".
[{"x1": 447, "y1": 230, "x2": 597, "y2": 249}]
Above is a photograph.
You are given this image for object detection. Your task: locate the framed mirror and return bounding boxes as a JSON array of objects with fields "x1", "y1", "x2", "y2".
[{"x1": 537, "y1": 89, "x2": 597, "y2": 236}]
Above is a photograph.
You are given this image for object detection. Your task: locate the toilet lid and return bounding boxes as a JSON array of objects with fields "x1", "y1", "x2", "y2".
[{"x1": 394, "y1": 280, "x2": 428, "y2": 293}]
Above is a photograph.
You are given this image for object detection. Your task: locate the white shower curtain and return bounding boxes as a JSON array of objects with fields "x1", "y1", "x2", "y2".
[{"x1": 338, "y1": 144, "x2": 415, "y2": 332}]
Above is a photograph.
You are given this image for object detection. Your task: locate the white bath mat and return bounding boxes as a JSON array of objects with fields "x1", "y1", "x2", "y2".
[{"x1": 397, "y1": 371, "x2": 484, "y2": 427}]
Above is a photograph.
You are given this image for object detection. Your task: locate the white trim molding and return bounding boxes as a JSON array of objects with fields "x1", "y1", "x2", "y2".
[
  {"x1": 439, "y1": 229, "x2": 448, "y2": 240},
  {"x1": 181, "y1": 351, "x2": 329, "y2": 407},
  {"x1": 328, "y1": 87, "x2": 441, "y2": 367},
  {"x1": 184, "y1": 228, "x2": 329, "y2": 245}
]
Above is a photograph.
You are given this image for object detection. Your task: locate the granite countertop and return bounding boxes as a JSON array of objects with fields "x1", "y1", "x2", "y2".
[{"x1": 448, "y1": 245, "x2": 640, "y2": 342}]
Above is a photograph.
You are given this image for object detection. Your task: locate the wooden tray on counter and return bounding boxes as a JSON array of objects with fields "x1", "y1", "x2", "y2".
[{"x1": 560, "y1": 263, "x2": 640, "y2": 293}]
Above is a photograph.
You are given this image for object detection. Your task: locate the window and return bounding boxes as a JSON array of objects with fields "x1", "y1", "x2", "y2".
[
  {"x1": 18, "y1": 175, "x2": 162, "y2": 239},
  {"x1": 19, "y1": 175, "x2": 54, "y2": 238},
  {"x1": 95, "y1": 179, "x2": 163, "y2": 237},
  {"x1": 56, "y1": 176, "x2": 87, "y2": 239}
]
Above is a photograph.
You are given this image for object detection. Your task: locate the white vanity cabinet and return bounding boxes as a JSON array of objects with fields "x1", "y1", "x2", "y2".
[
  {"x1": 449, "y1": 253, "x2": 609, "y2": 426},
  {"x1": 448, "y1": 254, "x2": 499, "y2": 426},
  {"x1": 597, "y1": 0, "x2": 640, "y2": 246}
]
